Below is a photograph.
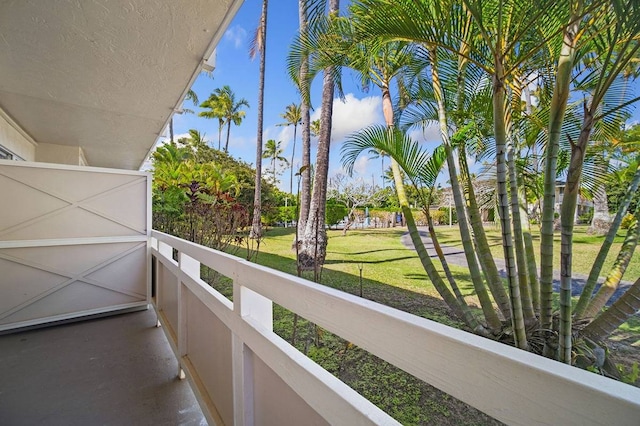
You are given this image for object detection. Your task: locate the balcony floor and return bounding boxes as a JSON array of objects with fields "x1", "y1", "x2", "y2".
[{"x1": 0, "y1": 309, "x2": 206, "y2": 425}]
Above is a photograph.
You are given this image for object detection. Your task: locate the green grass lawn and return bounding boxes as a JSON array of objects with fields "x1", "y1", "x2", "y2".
[
  {"x1": 432, "y1": 224, "x2": 640, "y2": 280},
  {"x1": 255, "y1": 227, "x2": 482, "y2": 317}
]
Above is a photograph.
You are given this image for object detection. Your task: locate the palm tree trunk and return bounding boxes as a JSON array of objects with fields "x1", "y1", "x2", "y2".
[
  {"x1": 508, "y1": 137, "x2": 536, "y2": 324},
  {"x1": 581, "y1": 217, "x2": 638, "y2": 319},
  {"x1": 582, "y1": 276, "x2": 640, "y2": 343},
  {"x1": 452, "y1": 25, "x2": 511, "y2": 322},
  {"x1": 390, "y1": 157, "x2": 484, "y2": 334},
  {"x1": 493, "y1": 57, "x2": 527, "y2": 349},
  {"x1": 250, "y1": 0, "x2": 268, "y2": 240},
  {"x1": 298, "y1": 0, "x2": 311, "y2": 233},
  {"x1": 540, "y1": 6, "x2": 582, "y2": 329},
  {"x1": 459, "y1": 143, "x2": 512, "y2": 320},
  {"x1": 575, "y1": 165, "x2": 640, "y2": 318},
  {"x1": 404, "y1": 204, "x2": 486, "y2": 334},
  {"x1": 218, "y1": 121, "x2": 223, "y2": 151},
  {"x1": 430, "y1": 48, "x2": 501, "y2": 331},
  {"x1": 170, "y1": 118, "x2": 174, "y2": 143},
  {"x1": 225, "y1": 120, "x2": 232, "y2": 153},
  {"x1": 290, "y1": 124, "x2": 297, "y2": 195},
  {"x1": 299, "y1": 0, "x2": 339, "y2": 271},
  {"x1": 425, "y1": 208, "x2": 472, "y2": 313},
  {"x1": 520, "y1": 180, "x2": 540, "y2": 314},
  {"x1": 558, "y1": 111, "x2": 594, "y2": 363},
  {"x1": 520, "y1": 82, "x2": 540, "y2": 313}
]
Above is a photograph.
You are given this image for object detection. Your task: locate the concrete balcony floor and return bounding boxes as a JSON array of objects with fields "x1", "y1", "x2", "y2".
[{"x1": 0, "y1": 309, "x2": 206, "y2": 425}]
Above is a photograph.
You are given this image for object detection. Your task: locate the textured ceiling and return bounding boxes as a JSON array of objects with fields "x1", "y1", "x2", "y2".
[{"x1": 0, "y1": 0, "x2": 243, "y2": 169}]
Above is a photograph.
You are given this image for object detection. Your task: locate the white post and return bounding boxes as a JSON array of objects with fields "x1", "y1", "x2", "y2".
[
  {"x1": 232, "y1": 261, "x2": 273, "y2": 425},
  {"x1": 178, "y1": 252, "x2": 199, "y2": 361}
]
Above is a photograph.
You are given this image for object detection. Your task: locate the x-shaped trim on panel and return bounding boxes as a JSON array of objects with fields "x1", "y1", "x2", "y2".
[
  {"x1": 0, "y1": 170, "x2": 146, "y2": 238},
  {"x1": 0, "y1": 242, "x2": 146, "y2": 320}
]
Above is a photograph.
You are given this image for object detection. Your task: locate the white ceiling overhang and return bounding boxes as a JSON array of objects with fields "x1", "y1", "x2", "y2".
[{"x1": 0, "y1": 0, "x2": 243, "y2": 169}]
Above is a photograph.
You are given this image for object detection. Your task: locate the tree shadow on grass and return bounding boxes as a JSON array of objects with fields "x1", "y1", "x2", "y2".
[
  {"x1": 253, "y1": 249, "x2": 463, "y2": 327},
  {"x1": 323, "y1": 255, "x2": 418, "y2": 265},
  {"x1": 327, "y1": 248, "x2": 407, "y2": 255}
]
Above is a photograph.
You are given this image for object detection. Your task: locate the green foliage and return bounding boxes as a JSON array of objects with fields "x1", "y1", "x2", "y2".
[
  {"x1": 607, "y1": 182, "x2": 640, "y2": 217},
  {"x1": 151, "y1": 139, "x2": 281, "y2": 251},
  {"x1": 436, "y1": 207, "x2": 457, "y2": 224},
  {"x1": 263, "y1": 206, "x2": 297, "y2": 226},
  {"x1": 621, "y1": 213, "x2": 637, "y2": 229},
  {"x1": 578, "y1": 210, "x2": 594, "y2": 225},
  {"x1": 617, "y1": 363, "x2": 640, "y2": 385},
  {"x1": 326, "y1": 201, "x2": 348, "y2": 226}
]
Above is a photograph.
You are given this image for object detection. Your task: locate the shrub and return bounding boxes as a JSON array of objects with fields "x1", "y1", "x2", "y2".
[{"x1": 621, "y1": 213, "x2": 637, "y2": 230}]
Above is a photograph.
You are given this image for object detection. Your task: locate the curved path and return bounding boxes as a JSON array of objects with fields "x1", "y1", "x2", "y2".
[{"x1": 400, "y1": 227, "x2": 633, "y2": 305}]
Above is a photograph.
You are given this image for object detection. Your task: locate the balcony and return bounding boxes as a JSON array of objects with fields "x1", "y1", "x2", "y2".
[
  {"x1": 1, "y1": 160, "x2": 639, "y2": 425},
  {"x1": 0, "y1": 308, "x2": 205, "y2": 425}
]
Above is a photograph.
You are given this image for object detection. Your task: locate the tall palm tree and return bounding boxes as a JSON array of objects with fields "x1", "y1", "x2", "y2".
[
  {"x1": 554, "y1": 0, "x2": 640, "y2": 361},
  {"x1": 334, "y1": 0, "x2": 573, "y2": 350},
  {"x1": 278, "y1": 103, "x2": 302, "y2": 194},
  {"x1": 262, "y1": 139, "x2": 289, "y2": 184},
  {"x1": 250, "y1": 0, "x2": 268, "y2": 240},
  {"x1": 298, "y1": 0, "x2": 340, "y2": 272},
  {"x1": 296, "y1": 0, "x2": 313, "y2": 234},
  {"x1": 328, "y1": 0, "x2": 640, "y2": 368}
]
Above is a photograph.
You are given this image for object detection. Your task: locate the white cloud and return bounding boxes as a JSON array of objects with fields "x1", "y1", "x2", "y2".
[
  {"x1": 224, "y1": 25, "x2": 247, "y2": 49},
  {"x1": 275, "y1": 125, "x2": 295, "y2": 151},
  {"x1": 353, "y1": 155, "x2": 370, "y2": 176},
  {"x1": 311, "y1": 93, "x2": 383, "y2": 143},
  {"x1": 408, "y1": 124, "x2": 441, "y2": 144}
]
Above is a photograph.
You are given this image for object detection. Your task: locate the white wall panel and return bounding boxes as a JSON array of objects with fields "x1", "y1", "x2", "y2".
[{"x1": 0, "y1": 161, "x2": 150, "y2": 331}]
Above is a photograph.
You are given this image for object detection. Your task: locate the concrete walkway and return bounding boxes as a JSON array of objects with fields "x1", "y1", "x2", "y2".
[{"x1": 401, "y1": 227, "x2": 633, "y2": 304}]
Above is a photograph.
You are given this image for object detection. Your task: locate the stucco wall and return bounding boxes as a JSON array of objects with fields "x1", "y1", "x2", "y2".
[
  {"x1": 0, "y1": 109, "x2": 36, "y2": 160},
  {"x1": 36, "y1": 143, "x2": 87, "y2": 166}
]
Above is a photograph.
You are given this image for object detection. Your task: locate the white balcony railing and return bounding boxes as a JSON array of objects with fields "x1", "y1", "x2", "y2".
[{"x1": 151, "y1": 230, "x2": 640, "y2": 426}]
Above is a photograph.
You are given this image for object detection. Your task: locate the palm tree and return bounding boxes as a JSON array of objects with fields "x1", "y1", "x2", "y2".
[
  {"x1": 310, "y1": 119, "x2": 321, "y2": 137},
  {"x1": 575, "y1": 164, "x2": 640, "y2": 318},
  {"x1": 298, "y1": 0, "x2": 340, "y2": 273},
  {"x1": 199, "y1": 91, "x2": 226, "y2": 150},
  {"x1": 326, "y1": 0, "x2": 640, "y2": 370},
  {"x1": 342, "y1": 126, "x2": 487, "y2": 335},
  {"x1": 170, "y1": 89, "x2": 199, "y2": 143},
  {"x1": 295, "y1": 0, "x2": 313, "y2": 235},
  {"x1": 262, "y1": 139, "x2": 289, "y2": 184},
  {"x1": 250, "y1": 0, "x2": 268, "y2": 240},
  {"x1": 201, "y1": 85, "x2": 249, "y2": 153},
  {"x1": 553, "y1": 1, "x2": 640, "y2": 361},
  {"x1": 278, "y1": 103, "x2": 302, "y2": 194}
]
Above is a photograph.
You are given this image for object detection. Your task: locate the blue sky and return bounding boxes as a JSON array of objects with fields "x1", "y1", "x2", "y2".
[
  {"x1": 166, "y1": 0, "x2": 440, "y2": 192},
  {"x1": 164, "y1": 0, "x2": 640, "y2": 192}
]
